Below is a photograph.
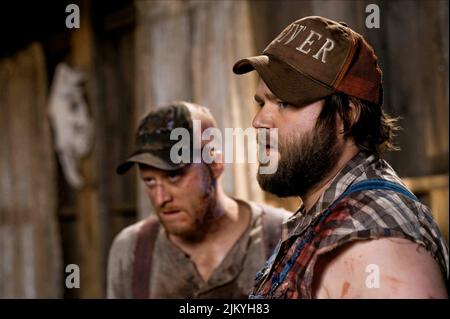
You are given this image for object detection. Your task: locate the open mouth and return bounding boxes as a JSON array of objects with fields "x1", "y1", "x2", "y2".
[
  {"x1": 161, "y1": 209, "x2": 182, "y2": 216},
  {"x1": 263, "y1": 144, "x2": 278, "y2": 155}
]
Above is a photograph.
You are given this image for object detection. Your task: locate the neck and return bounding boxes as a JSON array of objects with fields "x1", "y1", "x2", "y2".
[
  {"x1": 205, "y1": 186, "x2": 240, "y2": 232},
  {"x1": 301, "y1": 144, "x2": 360, "y2": 212},
  {"x1": 168, "y1": 186, "x2": 250, "y2": 283}
]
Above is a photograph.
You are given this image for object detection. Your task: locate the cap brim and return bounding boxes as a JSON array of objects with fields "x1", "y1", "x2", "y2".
[
  {"x1": 233, "y1": 55, "x2": 334, "y2": 107},
  {"x1": 116, "y1": 152, "x2": 185, "y2": 175}
]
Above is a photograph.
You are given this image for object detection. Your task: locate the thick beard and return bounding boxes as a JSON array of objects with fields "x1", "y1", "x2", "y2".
[{"x1": 257, "y1": 119, "x2": 343, "y2": 197}]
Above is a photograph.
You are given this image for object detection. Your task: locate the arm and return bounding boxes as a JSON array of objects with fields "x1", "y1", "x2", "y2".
[
  {"x1": 106, "y1": 228, "x2": 136, "y2": 299},
  {"x1": 312, "y1": 237, "x2": 448, "y2": 298}
]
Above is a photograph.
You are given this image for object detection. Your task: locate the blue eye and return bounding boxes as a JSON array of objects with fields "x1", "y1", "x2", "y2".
[{"x1": 278, "y1": 101, "x2": 289, "y2": 109}]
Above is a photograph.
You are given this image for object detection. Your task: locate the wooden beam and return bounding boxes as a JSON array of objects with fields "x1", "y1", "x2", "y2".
[
  {"x1": 403, "y1": 174, "x2": 449, "y2": 193},
  {"x1": 70, "y1": 0, "x2": 103, "y2": 298}
]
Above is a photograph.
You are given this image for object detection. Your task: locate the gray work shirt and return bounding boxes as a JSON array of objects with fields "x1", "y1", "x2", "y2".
[{"x1": 107, "y1": 198, "x2": 290, "y2": 298}]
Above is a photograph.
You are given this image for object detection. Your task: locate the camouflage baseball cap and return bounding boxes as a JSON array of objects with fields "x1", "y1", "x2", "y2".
[
  {"x1": 116, "y1": 102, "x2": 199, "y2": 175},
  {"x1": 233, "y1": 16, "x2": 383, "y2": 107}
]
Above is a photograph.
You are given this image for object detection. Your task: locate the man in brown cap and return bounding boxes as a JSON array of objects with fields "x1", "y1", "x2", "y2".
[
  {"x1": 107, "y1": 101, "x2": 289, "y2": 298},
  {"x1": 233, "y1": 16, "x2": 448, "y2": 298}
]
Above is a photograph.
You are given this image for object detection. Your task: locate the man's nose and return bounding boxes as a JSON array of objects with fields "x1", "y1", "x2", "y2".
[
  {"x1": 252, "y1": 106, "x2": 274, "y2": 129},
  {"x1": 152, "y1": 184, "x2": 172, "y2": 208}
]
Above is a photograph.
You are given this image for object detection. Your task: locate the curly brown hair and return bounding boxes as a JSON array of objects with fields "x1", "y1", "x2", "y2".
[{"x1": 317, "y1": 93, "x2": 401, "y2": 156}]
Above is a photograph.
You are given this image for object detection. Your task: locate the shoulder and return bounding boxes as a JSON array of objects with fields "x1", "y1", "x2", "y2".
[
  {"x1": 108, "y1": 219, "x2": 155, "y2": 262},
  {"x1": 111, "y1": 220, "x2": 144, "y2": 247},
  {"x1": 324, "y1": 187, "x2": 434, "y2": 238},
  {"x1": 312, "y1": 187, "x2": 449, "y2": 293},
  {"x1": 314, "y1": 237, "x2": 448, "y2": 298},
  {"x1": 253, "y1": 201, "x2": 292, "y2": 223},
  {"x1": 236, "y1": 197, "x2": 292, "y2": 225},
  {"x1": 346, "y1": 187, "x2": 421, "y2": 219},
  {"x1": 107, "y1": 220, "x2": 151, "y2": 298}
]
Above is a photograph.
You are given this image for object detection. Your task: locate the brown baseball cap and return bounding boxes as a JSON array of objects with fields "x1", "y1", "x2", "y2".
[
  {"x1": 116, "y1": 101, "x2": 216, "y2": 175},
  {"x1": 233, "y1": 16, "x2": 383, "y2": 106}
]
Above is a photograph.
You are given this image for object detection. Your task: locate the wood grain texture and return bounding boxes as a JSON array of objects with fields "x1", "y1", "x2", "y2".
[
  {"x1": 135, "y1": 0, "x2": 264, "y2": 220},
  {"x1": 0, "y1": 42, "x2": 62, "y2": 298}
]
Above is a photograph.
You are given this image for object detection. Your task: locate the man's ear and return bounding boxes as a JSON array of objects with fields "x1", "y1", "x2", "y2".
[
  {"x1": 337, "y1": 99, "x2": 361, "y2": 135},
  {"x1": 208, "y1": 149, "x2": 224, "y2": 179},
  {"x1": 349, "y1": 99, "x2": 361, "y2": 127}
]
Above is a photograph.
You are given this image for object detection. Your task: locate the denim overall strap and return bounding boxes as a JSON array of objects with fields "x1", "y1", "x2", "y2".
[
  {"x1": 255, "y1": 178, "x2": 418, "y2": 298},
  {"x1": 333, "y1": 178, "x2": 418, "y2": 206}
]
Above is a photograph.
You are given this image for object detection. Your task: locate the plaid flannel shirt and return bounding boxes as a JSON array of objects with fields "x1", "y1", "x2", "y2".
[{"x1": 250, "y1": 152, "x2": 449, "y2": 299}]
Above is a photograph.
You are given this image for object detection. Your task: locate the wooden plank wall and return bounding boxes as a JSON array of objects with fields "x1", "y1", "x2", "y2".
[
  {"x1": 0, "y1": 43, "x2": 62, "y2": 298},
  {"x1": 60, "y1": 0, "x2": 138, "y2": 298},
  {"x1": 69, "y1": 0, "x2": 104, "y2": 298},
  {"x1": 93, "y1": 0, "x2": 137, "y2": 278},
  {"x1": 47, "y1": 0, "x2": 138, "y2": 299},
  {"x1": 134, "y1": 0, "x2": 264, "y2": 220}
]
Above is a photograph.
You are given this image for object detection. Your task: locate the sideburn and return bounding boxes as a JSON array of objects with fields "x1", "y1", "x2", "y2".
[
  {"x1": 185, "y1": 164, "x2": 218, "y2": 242},
  {"x1": 257, "y1": 104, "x2": 343, "y2": 198}
]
